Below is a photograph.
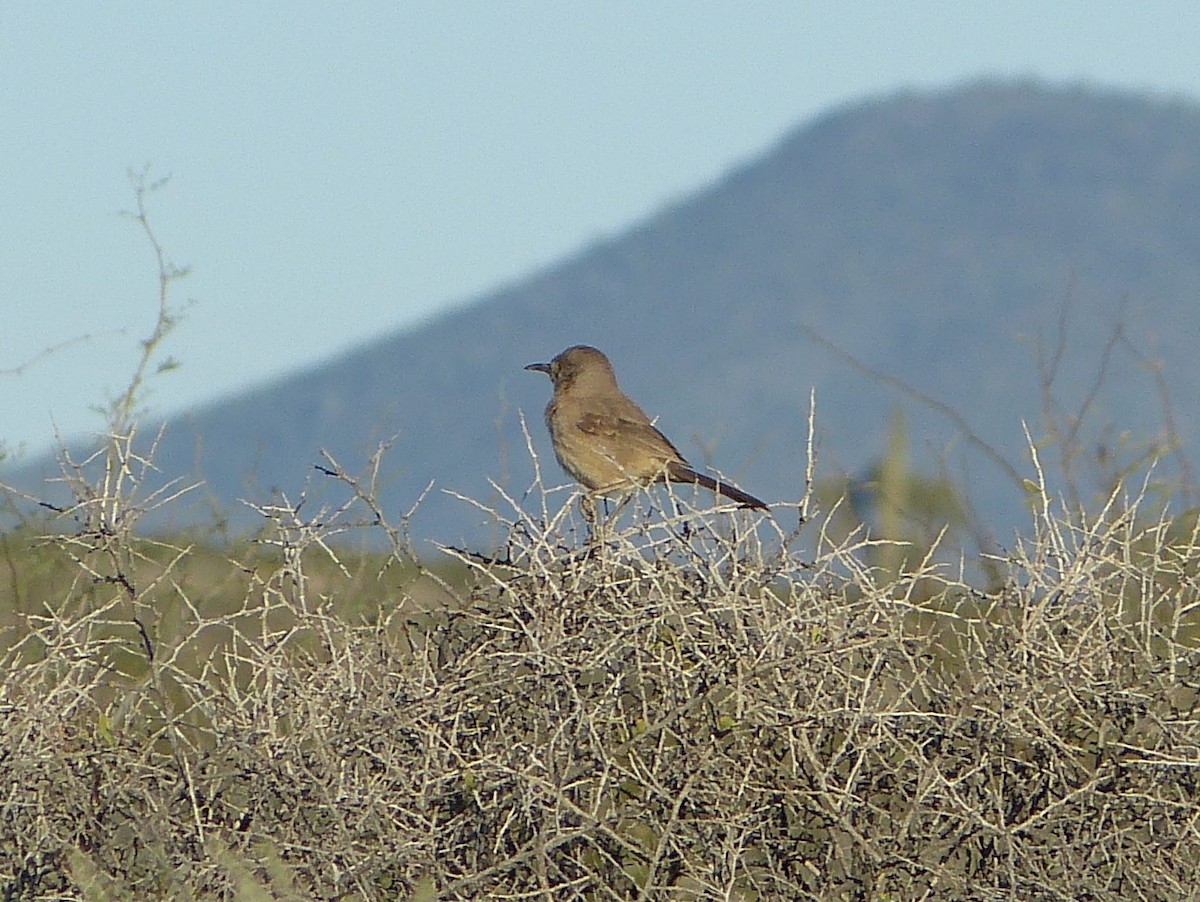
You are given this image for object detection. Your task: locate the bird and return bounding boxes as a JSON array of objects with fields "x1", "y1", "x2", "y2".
[{"x1": 525, "y1": 345, "x2": 768, "y2": 511}]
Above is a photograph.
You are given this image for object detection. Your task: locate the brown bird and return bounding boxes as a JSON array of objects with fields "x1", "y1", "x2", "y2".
[{"x1": 525, "y1": 345, "x2": 768, "y2": 510}]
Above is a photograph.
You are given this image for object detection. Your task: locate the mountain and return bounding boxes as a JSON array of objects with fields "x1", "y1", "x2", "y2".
[{"x1": 10, "y1": 81, "x2": 1200, "y2": 549}]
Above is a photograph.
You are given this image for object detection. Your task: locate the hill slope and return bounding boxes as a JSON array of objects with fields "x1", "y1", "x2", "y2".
[{"x1": 12, "y1": 81, "x2": 1200, "y2": 546}]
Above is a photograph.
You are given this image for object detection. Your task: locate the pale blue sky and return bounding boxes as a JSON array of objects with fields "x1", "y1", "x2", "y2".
[{"x1": 4, "y1": 3, "x2": 1200, "y2": 455}]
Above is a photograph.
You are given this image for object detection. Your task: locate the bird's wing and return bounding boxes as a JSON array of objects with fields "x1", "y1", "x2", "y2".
[{"x1": 576, "y1": 412, "x2": 688, "y2": 470}]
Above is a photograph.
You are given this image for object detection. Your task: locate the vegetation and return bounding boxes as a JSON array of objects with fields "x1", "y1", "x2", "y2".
[{"x1": 2, "y1": 412, "x2": 1199, "y2": 899}]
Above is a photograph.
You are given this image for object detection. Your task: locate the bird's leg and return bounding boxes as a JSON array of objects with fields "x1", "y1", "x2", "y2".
[
  {"x1": 579, "y1": 492, "x2": 600, "y2": 545},
  {"x1": 580, "y1": 492, "x2": 630, "y2": 551},
  {"x1": 607, "y1": 492, "x2": 632, "y2": 524}
]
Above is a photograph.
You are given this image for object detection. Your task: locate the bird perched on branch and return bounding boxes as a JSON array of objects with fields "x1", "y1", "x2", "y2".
[{"x1": 525, "y1": 345, "x2": 768, "y2": 511}]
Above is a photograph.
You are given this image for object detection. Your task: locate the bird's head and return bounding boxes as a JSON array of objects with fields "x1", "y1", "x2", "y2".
[{"x1": 525, "y1": 345, "x2": 617, "y2": 391}]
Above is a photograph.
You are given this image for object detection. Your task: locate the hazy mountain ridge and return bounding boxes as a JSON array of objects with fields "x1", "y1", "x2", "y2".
[{"x1": 10, "y1": 81, "x2": 1200, "y2": 546}]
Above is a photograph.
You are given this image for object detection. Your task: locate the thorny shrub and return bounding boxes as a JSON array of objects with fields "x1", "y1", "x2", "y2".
[{"x1": 0, "y1": 425, "x2": 1198, "y2": 901}]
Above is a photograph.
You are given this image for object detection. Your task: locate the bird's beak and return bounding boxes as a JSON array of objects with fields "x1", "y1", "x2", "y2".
[{"x1": 525, "y1": 362, "x2": 551, "y2": 375}]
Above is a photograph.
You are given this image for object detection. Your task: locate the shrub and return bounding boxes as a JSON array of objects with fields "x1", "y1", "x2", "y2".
[{"x1": 1, "y1": 437, "x2": 1197, "y2": 899}]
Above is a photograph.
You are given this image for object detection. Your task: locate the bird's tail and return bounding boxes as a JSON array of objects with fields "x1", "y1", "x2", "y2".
[{"x1": 667, "y1": 463, "x2": 769, "y2": 510}]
